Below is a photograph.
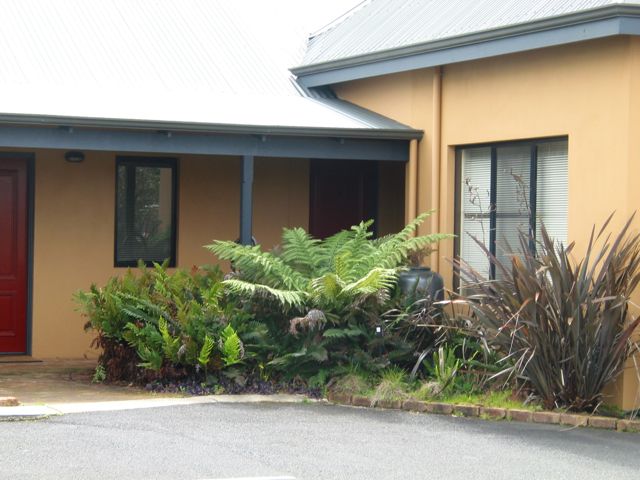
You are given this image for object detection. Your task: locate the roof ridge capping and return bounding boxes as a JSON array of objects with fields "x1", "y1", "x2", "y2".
[{"x1": 292, "y1": 3, "x2": 640, "y2": 84}]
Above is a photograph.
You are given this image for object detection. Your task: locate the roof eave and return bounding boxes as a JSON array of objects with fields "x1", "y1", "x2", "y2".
[
  {"x1": 292, "y1": 4, "x2": 640, "y2": 86},
  {"x1": 0, "y1": 113, "x2": 423, "y2": 141}
]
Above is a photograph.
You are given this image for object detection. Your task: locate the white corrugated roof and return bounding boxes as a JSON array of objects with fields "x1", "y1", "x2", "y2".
[
  {"x1": 299, "y1": 0, "x2": 640, "y2": 67},
  {"x1": 0, "y1": 0, "x2": 415, "y2": 136}
]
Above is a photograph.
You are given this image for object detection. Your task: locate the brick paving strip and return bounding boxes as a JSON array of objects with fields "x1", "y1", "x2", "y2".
[{"x1": 326, "y1": 392, "x2": 640, "y2": 433}]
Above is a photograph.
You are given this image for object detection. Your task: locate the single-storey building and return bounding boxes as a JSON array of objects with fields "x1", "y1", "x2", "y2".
[{"x1": 1, "y1": 0, "x2": 639, "y2": 407}]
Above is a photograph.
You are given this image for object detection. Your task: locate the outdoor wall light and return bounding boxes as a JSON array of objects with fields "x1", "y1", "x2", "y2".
[{"x1": 64, "y1": 150, "x2": 85, "y2": 163}]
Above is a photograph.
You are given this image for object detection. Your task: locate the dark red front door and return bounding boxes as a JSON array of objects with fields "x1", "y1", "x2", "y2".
[
  {"x1": 309, "y1": 159, "x2": 378, "y2": 238},
  {"x1": 0, "y1": 159, "x2": 28, "y2": 353}
]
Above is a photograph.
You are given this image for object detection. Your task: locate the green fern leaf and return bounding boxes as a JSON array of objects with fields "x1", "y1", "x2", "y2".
[
  {"x1": 219, "y1": 324, "x2": 244, "y2": 367},
  {"x1": 198, "y1": 335, "x2": 215, "y2": 368},
  {"x1": 223, "y1": 278, "x2": 305, "y2": 309},
  {"x1": 158, "y1": 317, "x2": 181, "y2": 362}
]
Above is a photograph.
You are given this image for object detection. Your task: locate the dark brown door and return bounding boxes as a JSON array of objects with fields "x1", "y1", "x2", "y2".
[
  {"x1": 309, "y1": 159, "x2": 377, "y2": 238},
  {"x1": 0, "y1": 159, "x2": 28, "y2": 353}
]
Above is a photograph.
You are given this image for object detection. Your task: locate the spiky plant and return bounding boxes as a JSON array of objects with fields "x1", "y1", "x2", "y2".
[
  {"x1": 371, "y1": 367, "x2": 410, "y2": 405},
  {"x1": 453, "y1": 215, "x2": 640, "y2": 411}
]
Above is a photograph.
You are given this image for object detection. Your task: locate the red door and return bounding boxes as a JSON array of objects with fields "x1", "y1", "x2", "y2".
[
  {"x1": 309, "y1": 159, "x2": 378, "y2": 238},
  {"x1": 0, "y1": 159, "x2": 28, "y2": 353}
]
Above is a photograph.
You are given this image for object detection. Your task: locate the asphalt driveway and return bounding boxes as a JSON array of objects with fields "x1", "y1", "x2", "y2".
[{"x1": 1, "y1": 402, "x2": 638, "y2": 480}]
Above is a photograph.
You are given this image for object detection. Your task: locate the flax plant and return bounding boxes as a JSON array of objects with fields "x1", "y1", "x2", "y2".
[{"x1": 453, "y1": 215, "x2": 640, "y2": 411}]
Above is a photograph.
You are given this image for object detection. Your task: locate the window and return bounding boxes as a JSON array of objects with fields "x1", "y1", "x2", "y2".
[
  {"x1": 456, "y1": 138, "x2": 568, "y2": 280},
  {"x1": 115, "y1": 157, "x2": 177, "y2": 267}
]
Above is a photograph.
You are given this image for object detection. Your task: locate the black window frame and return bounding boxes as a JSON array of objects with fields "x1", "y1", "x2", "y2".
[
  {"x1": 454, "y1": 136, "x2": 567, "y2": 286},
  {"x1": 114, "y1": 156, "x2": 178, "y2": 268}
]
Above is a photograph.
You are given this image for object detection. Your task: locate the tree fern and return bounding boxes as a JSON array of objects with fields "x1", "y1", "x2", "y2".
[{"x1": 207, "y1": 213, "x2": 450, "y2": 314}]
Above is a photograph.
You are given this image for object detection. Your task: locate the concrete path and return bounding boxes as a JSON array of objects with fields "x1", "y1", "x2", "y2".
[
  {"x1": 0, "y1": 359, "x2": 157, "y2": 404},
  {"x1": 0, "y1": 358, "x2": 310, "y2": 420}
]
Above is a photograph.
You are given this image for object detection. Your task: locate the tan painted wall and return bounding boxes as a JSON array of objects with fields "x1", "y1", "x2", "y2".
[
  {"x1": 30, "y1": 151, "x2": 309, "y2": 359},
  {"x1": 335, "y1": 36, "x2": 640, "y2": 408}
]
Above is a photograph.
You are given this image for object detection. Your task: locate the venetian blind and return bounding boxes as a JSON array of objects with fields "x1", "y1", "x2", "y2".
[
  {"x1": 459, "y1": 147, "x2": 491, "y2": 278},
  {"x1": 536, "y1": 141, "x2": 568, "y2": 247},
  {"x1": 116, "y1": 164, "x2": 174, "y2": 265},
  {"x1": 495, "y1": 144, "x2": 531, "y2": 278}
]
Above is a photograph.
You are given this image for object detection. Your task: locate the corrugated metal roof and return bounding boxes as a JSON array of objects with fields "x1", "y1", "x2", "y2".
[
  {"x1": 299, "y1": 0, "x2": 640, "y2": 67},
  {"x1": 0, "y1": 0, "x2": 417, "y2": 138}
]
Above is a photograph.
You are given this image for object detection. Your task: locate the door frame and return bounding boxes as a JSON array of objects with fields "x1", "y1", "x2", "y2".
[{"x1": 0, "y1": 152, "x2": 34, "y2": 355}]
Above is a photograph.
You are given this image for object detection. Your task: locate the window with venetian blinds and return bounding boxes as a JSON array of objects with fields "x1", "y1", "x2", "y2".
[
  {"x1": 458, "y1": 139, "x2": 568, "y2": 280},
  {"x1": 115, "y1": 157, "x2": 177, "y2": 267}
]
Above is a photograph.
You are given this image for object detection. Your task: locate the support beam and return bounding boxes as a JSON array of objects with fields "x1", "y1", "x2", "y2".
[
  {"x1": 240, "y1": 155, "x2": 254, "y2": 245},
  {"x1": 0, "y1": 125, "x2": 413, "y2": 161}
]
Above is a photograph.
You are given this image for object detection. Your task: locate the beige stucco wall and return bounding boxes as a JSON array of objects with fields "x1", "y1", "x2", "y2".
[
  {"x1": 30, "y1": 151, "x2": 309, "y2": 359},
  {"x1": 335, "y1": 36, "x2": 640, "y2": 409}
]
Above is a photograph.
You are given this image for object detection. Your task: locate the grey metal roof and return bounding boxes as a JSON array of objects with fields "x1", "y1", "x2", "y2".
[
  {"x1": 0, "y1": 0, "x2": 418, "y2": 139},
  {"x1": 294, "y1": 0, "x2": 640, "y2": 83}
]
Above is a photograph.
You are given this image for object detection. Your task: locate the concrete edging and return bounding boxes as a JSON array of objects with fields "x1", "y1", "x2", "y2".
[
  {"x1": 326, "y1": 393, "x2": 640, "y2": 433},
  {"x1": 0, "y1": 393, "x2": 314, "y2": 422}
]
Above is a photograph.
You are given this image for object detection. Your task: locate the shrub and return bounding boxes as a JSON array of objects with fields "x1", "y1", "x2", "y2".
[
  {"x1": 207, "y1": 213, "x2": 451, "y2": 379},
  {"x1": 453, "y1": 216, "x2": 640, "y2": 411},
  {"x1": 76, "y1": 262, "x2": 250, "y2": 382}
]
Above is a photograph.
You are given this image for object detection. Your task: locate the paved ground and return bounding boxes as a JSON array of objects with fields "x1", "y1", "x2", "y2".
[
  {"x1": 0, "y1": 359, "x2": 160, "y2": 404},
  {"x1": 1, "y1": 402, "x2": 639, "y2": 480}
]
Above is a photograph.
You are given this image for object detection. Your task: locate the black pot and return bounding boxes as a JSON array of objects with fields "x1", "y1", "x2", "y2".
[{"x1": 397, "y1": 267, "x2": 444, "y2": 302}]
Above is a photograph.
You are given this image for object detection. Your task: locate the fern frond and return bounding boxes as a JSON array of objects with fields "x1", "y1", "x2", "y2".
[
  {"x1": 280, "y1": 227, "x2": 322, "y2": 277},
  {"x1": 207, "y1": 241, "x2": 307, "y2": 290},
  {"x1": 223, "y1": 278, "x2": 305, "y2": 309},
  {"x1": 198, "y1": 335, "x2": 215, "y2": 368},
  {"x1": 158, "y1": 317, "x2": 181, "y2": 362},
  {"x1": 318, "y1": 229, "x2": 355, "y2": 272},
  {"x1": 342, "y1": 268, "x2": 398, "y2": 296},
  {"x1": 137, "y1": 345, "x2": 163, "y2": 371},
  {"x1": 365, "y1": 211, "x2": 453, "y2": 269},
  {"x1": 219, "y1": 325, "x2": 244, "y2": 367},
  {"x1": 310, "y1": 273, "x2": 345, "y2": 302}
]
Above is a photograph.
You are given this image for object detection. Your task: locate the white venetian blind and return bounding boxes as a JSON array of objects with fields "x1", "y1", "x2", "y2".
[
  {"x1": 460, "y1": 147, "x2": 491, "y2": 278},
  {"x1": 459, "y1": 139, "x2": 569, "y2": 282},
  {"x1": 536, "y1": 141, "x2": 568, "y2": 247},
  {"x1": 495, "y1": 145, "x2": 531, "y2": 277}
]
